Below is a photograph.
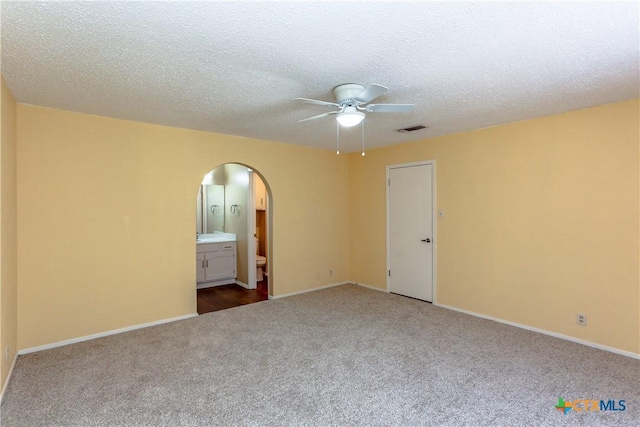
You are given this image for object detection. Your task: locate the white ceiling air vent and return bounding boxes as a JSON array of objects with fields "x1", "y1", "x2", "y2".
[{"x1": 396, "y1": 125, "x2": 427, "y2": 133}]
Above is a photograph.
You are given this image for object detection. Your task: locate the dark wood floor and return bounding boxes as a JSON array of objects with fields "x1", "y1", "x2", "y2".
[{"x1": 197, "y1": 279, "x2": 269, "y2": 315}]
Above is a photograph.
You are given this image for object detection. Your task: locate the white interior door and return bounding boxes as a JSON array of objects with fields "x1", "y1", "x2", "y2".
[{"x1": 388, "y1": 163, "x2": 434, "y2": 302}]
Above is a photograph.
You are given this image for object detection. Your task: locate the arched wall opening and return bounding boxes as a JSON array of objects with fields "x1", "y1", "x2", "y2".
[{"x1": 195, "y1": 162, "x2": 273, "y2": 304}]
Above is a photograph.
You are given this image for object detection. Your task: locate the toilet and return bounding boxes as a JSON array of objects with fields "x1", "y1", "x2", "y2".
[{"x1": 256, "y1": 238, "x2": 266, "y2": 282}]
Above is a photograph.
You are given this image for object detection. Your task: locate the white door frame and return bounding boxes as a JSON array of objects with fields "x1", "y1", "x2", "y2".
[
  {"x1": 386, "y1": 160, "x2": 437, "y2": 303},
  {"x1": 199, "y1": 185, "x2": 207, "y2": 234},
  {"x1": 247, "y1": 171, "x2": 257, "y2": 289}
]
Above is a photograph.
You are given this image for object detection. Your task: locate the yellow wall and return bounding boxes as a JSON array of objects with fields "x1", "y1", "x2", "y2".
[
  {"x1": 17, "y1": 105, "x2": 351, "y2": 350},
  {"x1": 1, "y1": 76, "x2": 18, "y2": 392},
  {"x1": 349, "y1": 99, "x2": 639, "y2": 354},
  {"x1": 12, "y1": 98, "x2": 640, "y2": 355}
]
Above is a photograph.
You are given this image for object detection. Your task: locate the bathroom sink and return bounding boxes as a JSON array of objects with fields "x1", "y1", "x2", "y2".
[
  {"x1": 196, "y1": 233, "x2": 236, "y2": 244},
  {"x1": 197, "y1": 237, "x2": 226, "y2": 243}
]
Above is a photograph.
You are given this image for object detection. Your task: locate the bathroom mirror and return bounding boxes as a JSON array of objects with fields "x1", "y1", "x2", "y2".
[
  {"x1": 197, "y1": 166, "x2": 227, "y2": 234},
  {"x1": 201, "y1": 184, "x2": 225, "y2": 233},
  {"x1": 197, "y1": 163, "x2": 253, "y2": 235}
]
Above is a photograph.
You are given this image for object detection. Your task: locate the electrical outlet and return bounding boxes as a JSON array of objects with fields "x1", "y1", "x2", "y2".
[
  {"x1": 329, "y1": 270, "x2": 333, "y2": 276},
  {"x1": 577, "y1": 313, "x2": 587, "y2": 326}
]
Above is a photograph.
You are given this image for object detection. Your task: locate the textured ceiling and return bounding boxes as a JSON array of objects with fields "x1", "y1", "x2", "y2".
[{"x1": 1, "y1": 1, "x2": 638, "y2": 152}]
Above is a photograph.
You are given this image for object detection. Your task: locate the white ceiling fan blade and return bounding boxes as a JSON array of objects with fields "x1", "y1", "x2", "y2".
[
  {"x1": 366, "y1": 104, "x2": 415, "y2": 113},
  {"x1": 294, "y1": 98, "x2": 340, "y2": 108},
  {"x1": 298, "y1": 111, "x2": 339, "y2": 123},
  {"x1": 355, "y1": 84, "x2": 389, "y2": 103}
]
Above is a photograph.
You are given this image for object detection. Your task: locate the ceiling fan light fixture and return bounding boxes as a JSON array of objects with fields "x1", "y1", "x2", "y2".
[{"x1": 336, "y1": 109, "x2": 365, "y2": 127}]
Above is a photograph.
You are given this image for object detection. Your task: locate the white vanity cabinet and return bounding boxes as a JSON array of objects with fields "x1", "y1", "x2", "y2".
[{"x1": 196, "y1": 241, "x2": 237, "y2": 288}]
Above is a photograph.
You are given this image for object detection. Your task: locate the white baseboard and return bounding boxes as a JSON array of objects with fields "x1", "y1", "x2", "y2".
[
  {"x1": 354, "y1": 282, "x2": 388, "y2": 293},
  {"x1": 270, "y1": 281, "x2": 351, "y2": 300},
  {"x1": 435, "y1": 303, "x2": 639, "y2": 360},
  {"x1": 18, "y1": 313, "x2": 198, "y2": 356},
  {"x1": 0, "y1": 352, "x2": 18, "y2": 404}
]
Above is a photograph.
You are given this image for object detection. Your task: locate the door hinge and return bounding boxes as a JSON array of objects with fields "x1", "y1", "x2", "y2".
[{"x1": 388, "y1": 270, "x2": 391, "y2": 277}]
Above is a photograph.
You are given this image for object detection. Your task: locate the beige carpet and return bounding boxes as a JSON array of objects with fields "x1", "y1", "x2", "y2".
[{"x1": 2, "y1": 284, "x2": 638, "y2": 426}]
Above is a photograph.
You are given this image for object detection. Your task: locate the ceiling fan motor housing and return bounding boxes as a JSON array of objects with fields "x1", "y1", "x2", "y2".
[{"x1": 332, "y1": 83, "x2": 365, "y2": 104}]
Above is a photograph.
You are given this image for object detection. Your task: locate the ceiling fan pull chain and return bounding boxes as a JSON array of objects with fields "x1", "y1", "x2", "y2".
[
  {"x1": 361, "y1": 119, "x2": 366, "y2": 157},
  {"x1": 336, "y1": 120, "x2": 340, "y2": 155}
]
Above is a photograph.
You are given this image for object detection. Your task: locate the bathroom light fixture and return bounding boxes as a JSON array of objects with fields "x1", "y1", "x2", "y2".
[{"x1": 336, "y1": 107, "x2": 365, "y2": 127}]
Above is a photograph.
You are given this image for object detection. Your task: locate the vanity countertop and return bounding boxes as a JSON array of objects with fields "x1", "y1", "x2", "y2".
[{"x1": 196, "y1": 233, "x2": 236, "y2": 244}]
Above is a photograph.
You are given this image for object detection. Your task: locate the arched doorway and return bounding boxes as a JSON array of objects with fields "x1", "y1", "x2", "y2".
[{"x1": 195, "y1": 163, "x2": 272, "y2": 314}]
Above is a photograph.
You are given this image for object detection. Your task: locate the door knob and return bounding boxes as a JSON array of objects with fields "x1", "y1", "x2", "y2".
[{"x1": 421, "y1": 238, "x2": 431, "y2": 243}]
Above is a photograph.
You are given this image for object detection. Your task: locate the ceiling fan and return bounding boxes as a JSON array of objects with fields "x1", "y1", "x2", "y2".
[{"x1": 295, "y1": 83, "x2": 415, "y2": 128}]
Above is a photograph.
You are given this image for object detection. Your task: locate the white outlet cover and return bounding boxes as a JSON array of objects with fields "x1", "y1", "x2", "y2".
[{"x1": 577, "y1": 313, "x2": 587, "y2": 325}]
